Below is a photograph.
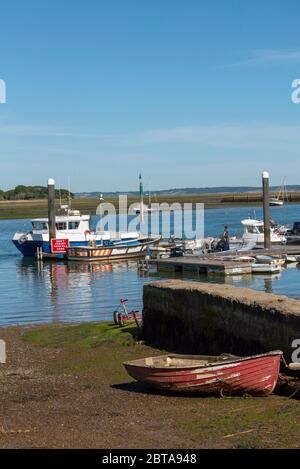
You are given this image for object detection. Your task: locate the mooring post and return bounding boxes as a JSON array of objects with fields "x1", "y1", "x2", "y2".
[
  {"x1": 262, "y1": 171, "x2": 271, "y2": 249},
  {"x1": 48, "y1": 178, "x2": 56, "y2": 249}
]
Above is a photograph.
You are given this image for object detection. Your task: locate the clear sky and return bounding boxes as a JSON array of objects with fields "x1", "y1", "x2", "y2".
[{"x1": 1, "y1": 0, "x2": 300, "y2": 192}]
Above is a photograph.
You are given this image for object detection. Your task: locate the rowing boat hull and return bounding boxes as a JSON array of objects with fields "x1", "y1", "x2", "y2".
[
  {"x1": 67, "y1": 237, "x2": 160, "y2": 262},
  {"x1": 124, "y1": 352, "x2": 282, "y2": 396}
]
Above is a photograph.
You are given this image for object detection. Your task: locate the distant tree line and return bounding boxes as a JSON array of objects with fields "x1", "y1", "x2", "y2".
[{"x1": 0, "y1": 185, "x2": 74, "y2": 201}]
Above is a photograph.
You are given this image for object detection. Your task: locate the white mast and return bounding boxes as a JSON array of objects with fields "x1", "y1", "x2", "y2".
[{"x1": 139, "y1": 172, "x2": 144, "y2": 223}]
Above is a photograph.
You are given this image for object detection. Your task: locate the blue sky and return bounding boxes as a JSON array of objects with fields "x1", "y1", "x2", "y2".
[{"x1": 1, "y1": 0, "x2": 300, "y2": 192}]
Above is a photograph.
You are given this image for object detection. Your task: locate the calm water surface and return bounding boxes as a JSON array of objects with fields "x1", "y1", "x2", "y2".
[{"x1": 1, "y1": 204, "x2": 300, "y2": 326}]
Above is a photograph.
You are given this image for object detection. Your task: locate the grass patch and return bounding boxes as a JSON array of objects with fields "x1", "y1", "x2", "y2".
[
  {"x1": 177, "y1": 398, "x2": 300, "y2": 448},
  {"x1": 23, "y1": 321, "x2": 138, "y2": 349},
  {"x1": 3, "y1": 194, "x2": 300, "y2": 219},
  {"x1": 22, "y1": 321, "x2": 161, "y2": 384}
]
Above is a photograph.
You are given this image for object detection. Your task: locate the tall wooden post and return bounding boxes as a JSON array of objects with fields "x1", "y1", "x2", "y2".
[
  {"x1": 262, "y1": 171, "x2": 271, "y2": 249},
  {"x1": 48, "y1": 178, "x2": 56, "y2": 248}
]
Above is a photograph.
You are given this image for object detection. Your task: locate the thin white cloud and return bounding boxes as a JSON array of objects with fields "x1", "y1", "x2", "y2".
[
  {"x1": 227, "y1": 49, "x2": 300, "y2": 67},
  {"x1": 114, "y1": 123, "x2": 300, "y2": 151},
  {"x1": 0, "y1": 124, "x2": 90, "y2": 138},
  {"x1": 1, "y1": 122, "x2": 300, "y2": 151}
]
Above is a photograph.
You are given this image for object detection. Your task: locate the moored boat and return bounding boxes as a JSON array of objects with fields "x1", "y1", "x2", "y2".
[
  {"x1": 12, "y1": 205, "x2": 141, "y2": 258},
  {"x1": 241, "y1": 219, "x2": 286, "y2": 245},
  {"x1": 269, "y1": 198, "x2": 284, "y2": 207},
  {"x1": 66, "y1": 236, "x2": 161, "y2": 261},
  {"x1": 284, "y1": 255, "x2": 300, "y2": 263},
  {"x1": 269, "y1": 178, "x2": 288, "y2": 207},
  {"x1": 252, "y1": 263, "x2": 282, "y2": 274},
  {"x1": 255, "y1": 255, "x2": 285, "y2": 266},
  {"x1": 123, "y1": 351, "x2": 283, "y2": 396}
]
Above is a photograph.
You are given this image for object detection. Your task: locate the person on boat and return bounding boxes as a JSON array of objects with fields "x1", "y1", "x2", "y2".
[{"x1": 222, "y1": 226, "x2": 230, "y2": 251}]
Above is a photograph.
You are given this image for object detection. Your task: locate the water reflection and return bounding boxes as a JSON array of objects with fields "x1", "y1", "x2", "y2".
[
  {"x1": 13, "y1": 258, "x2": 154, "y2": 325},
  {"x1": 1, "y1": 211, "x2": 300, "y2": 326}
]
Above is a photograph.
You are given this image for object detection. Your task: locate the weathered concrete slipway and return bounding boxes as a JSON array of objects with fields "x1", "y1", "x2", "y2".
[{"x1": 143, "y1": 280, "x2": 300, "y2": 360}]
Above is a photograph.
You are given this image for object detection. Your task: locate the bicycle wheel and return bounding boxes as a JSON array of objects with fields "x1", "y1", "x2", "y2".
[{"x1": 113, "y1": 311, "x2": 119, "y2": 325}]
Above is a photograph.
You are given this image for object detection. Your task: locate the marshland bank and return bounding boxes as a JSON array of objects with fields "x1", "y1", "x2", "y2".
[
  {"x1": 1, "y1": 192, "x2": 300, "y2": 219},
  {"x1": 1, "y1": 321, "x2": 300, "y2": 449}
]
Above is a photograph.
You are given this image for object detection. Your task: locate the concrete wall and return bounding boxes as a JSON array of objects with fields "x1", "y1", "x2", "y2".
[{"x1": 143, "y1": 279, "x2": 300, "y2": 361}]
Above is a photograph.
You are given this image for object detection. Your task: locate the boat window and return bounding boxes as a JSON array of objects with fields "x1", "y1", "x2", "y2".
[
  {"x1": 68, "y1": 221, "x2": 80, "y2": 230},
  {"x1": 257, "y1": 226, "x2": 264, "y2": 233},
  {"x1": 32, "y1": 221, "x2": 48, "y2": 231},
  {"x1": 56, "y1": 222, "x2": 67, "y2": 230},
  {"x1": 247, "y1": 226, "x2": 256, "y2": 234}
]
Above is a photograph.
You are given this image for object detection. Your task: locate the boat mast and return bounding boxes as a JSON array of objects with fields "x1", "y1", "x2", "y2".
[
  {"x1": 139, "y1": 172, "x2": 144, "y2": 223},
  {"x1": 59, "y1": 182, "x2": 62, "y2": 209},
  {"x1": 274, "y1": 177, "x2": 287, "y2": 203},
  {"x1": 68, "y1": 178, "x2": 72, "y2": 211}
]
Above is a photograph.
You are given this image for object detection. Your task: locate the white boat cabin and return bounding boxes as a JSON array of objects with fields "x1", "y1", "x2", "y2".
[{"x1": 241, "y1": 219, "x2": 286, "y2": 245}]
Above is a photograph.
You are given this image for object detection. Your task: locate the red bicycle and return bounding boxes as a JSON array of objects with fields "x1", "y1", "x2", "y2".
[{"x1": 113, "y1": 299, "x2": 142, "y2": 328}]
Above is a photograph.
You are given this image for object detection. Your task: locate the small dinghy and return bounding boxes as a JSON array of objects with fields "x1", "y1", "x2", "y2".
[
  {"x1": 284, "y1": 255, "x2": 300, "y2": 263},
  {"x1": 123, "y1": 351, "x2": 283, "y2": 396},
  {"x1": 252, "y1": 263, "x2": 282, "y2": 274},
  {"x1": 255, "y1": 255, "x2": 285, "y2": 266}
]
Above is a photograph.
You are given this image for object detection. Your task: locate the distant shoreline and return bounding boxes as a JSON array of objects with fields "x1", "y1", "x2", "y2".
[{"x1": 0, "y1": 193, "x2": 299, "y2": 220}]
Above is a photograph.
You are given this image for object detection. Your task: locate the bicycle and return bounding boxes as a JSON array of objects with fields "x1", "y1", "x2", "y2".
[{"x1": 113, "y1": 298, "x2": 142, "y2": 328}]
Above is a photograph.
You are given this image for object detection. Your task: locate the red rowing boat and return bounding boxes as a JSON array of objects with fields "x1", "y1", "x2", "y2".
[{"x1": 123, "y1": 351, "x2": 283, "y2": 396}]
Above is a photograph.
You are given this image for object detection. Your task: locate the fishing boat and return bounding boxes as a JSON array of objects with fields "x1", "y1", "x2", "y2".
[
  {"x1": 123, "y1": 351, "x2": 283, "y2": 396},
  {"x1": 241, "y1": 219, "x2": 286, "y2": 246},
  {"x1": 66, "y1": 235, "x2": 161, "y2": 261},
  {"x1": 12, "y1": 205, "x2": 140, "y2": 257}
]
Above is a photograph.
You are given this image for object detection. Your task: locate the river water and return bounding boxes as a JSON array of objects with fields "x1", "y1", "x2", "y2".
[{"x1": 1, "y1": 204, "x2": 300, "y2": 326}]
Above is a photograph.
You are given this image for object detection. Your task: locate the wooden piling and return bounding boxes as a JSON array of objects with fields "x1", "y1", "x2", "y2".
[
  {"x1": 262, "y1": 171, "x2": 271, "y2": 249},
  {"x1": 48, "y1": 178, "x2": 56, "y2": 247}
]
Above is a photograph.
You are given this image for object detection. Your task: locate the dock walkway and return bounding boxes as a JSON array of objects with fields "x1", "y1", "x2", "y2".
[{"x1": 150, "y1": 245, "x2": 300, "y2": 276}]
